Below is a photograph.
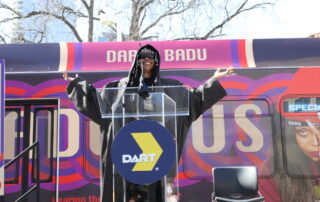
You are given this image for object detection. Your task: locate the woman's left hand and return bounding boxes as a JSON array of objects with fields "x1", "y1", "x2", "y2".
[{"x1": 213, "y1": 67, "x2": 234, "y2": 79}]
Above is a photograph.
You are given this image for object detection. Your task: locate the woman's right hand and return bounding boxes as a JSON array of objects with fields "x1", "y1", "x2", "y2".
[{"x1": 63, "y1": 71, "x2": 77, "y2": 82}]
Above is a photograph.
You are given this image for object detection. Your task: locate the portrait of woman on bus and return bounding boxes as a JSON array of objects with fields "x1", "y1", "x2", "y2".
[
  {"x1": 260, "y1": 113, "x2": 320, "y2": 202},
  {"x1": 259, "y1": 67, "x2": 320, "y2": 202},
  {"x1": 281, "y1": 114, "x2": 320, "y2": 201},
  {"x1": 284, "y1": 114, "x2": 320, "y2": 177}
]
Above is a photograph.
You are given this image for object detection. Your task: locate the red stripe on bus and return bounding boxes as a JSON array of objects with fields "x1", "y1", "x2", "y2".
[
  {"x1": 66, "y1": 43, "x2": 75, "y2": 71},
  {"x1": 31, "y1": 85, "x2": 66, "y2": 98},
  {"x1": 238, "y1": 39, "x2": 248, "y2": 67},
  {"x1": 6, "y1": 87, "x2": 26, "y2": 95}
]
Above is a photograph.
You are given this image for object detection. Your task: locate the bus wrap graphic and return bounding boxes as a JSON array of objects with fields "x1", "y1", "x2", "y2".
[{"x1": 111, "y1": 120, "x2": 175, "y2": 185}]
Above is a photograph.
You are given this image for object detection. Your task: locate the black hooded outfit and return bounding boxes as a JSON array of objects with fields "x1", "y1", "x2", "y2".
[{"x1": 66, "y1": 44, "x2": 227, "y2": 202}]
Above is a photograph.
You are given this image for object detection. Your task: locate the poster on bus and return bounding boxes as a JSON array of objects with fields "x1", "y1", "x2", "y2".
[{"x1": 0, "y1": 59, "x2": 4, "y2": 196}]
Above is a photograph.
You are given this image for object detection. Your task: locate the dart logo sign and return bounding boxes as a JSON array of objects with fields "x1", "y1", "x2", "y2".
[{"x1": 111, "y1": 120, "x2": 175, "y2": 184}]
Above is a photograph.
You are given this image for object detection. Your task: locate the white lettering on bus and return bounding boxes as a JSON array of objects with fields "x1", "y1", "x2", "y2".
[
  {"x1": 106, "y1": 49, "x2": 207, "y2": 63},
  {"x1": 69, "y1": 104, "x2": 265, "y2": 157},
  {"x1": 192, "y1": 104, "x2": 265, "y2": 154},
  {"x1": 288, "y1": 103, "x2": 320, "y2": 112},
  {"x1": 235, "y1": 104, "x2": 264, "y2": 152},
  {"x1": 192, "y1": 105, "x2": 226, "y2": 153},
  {"x1": 165, "y1": 49, "x2": 174, "y2": 61},
  {"x1": 106, "y1": 50, "x2": 116, "y2": 62},
  {"x1": 129, "y1": 50, "x2": 136, "y2": 62},
  {"x1": 164, "y1": 48, "x2": 207, "y2": 62},
  {"x1": 106, "y1": 50, "x2": 138, "y2": 63},
  {"x1": 4, "y1": 111, "x2": 19, "y2": 160},
  {"x1": 118, "y1": 50, "x2": 127, "y2": 62},
  {"x1": 59, "y1": 108, "x2": 80, "y2": 158},
  {"x1": 186, "y1": 49, "x2": 196, "y2": 61}
]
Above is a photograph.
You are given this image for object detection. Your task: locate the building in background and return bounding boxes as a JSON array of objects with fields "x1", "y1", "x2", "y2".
[{"x1": 309, "y1": 32, "x2": 320, "y2": 38}]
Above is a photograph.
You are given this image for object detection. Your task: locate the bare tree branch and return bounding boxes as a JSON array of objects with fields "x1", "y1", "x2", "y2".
[
  {"x1": 138, "y1": 8, "x2": 147, "y2": 29},
  {"x1": 139, "y1": 0, "x2": 155, "y2": 14},
  {"x1": 174, "y1": 1, "x2": 273, "y2": 40},
  {"x1": 80, "y1": 0, "x2": 89, "y2": 10},
  {"x1": 0, "y1": 3, "x2": 22, "y2": 17},
  {"x1": 0, "y1": 0, "x2": 99, "y2": 42},
  {"x1": 87, "y1": 0, "x2": 94, "y2": 42},
  {"x1": 26, "y1": 11, "x2": 83, "y2": 42},
  {"x1": 141, "y1": 0, "x2": 197, "y2": 36},
  {"x1": 0, "y1": 0, "x2": 276, "y2": 43},
  {"x1": 59, "y1": 5, "x2": 87, "y2": 18},
  {"x1": 0, "y1": 34, "x2": 6, "y2": 43}
]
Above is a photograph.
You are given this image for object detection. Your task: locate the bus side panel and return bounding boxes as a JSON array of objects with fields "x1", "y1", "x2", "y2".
[
  {"x1": 177, "y1": 68, "x2": 297, "y2": 201},
  {"x1": 5, "y1": 73, "x2": 101, "y2": 201},
  {"x1": 6, "y1": 67, "x2": 315, "y2": 202}
]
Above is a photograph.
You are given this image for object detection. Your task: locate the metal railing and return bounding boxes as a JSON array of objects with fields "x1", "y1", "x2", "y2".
[{"x1": 4, "y1": 141, "x2": 40, "y2": 202}]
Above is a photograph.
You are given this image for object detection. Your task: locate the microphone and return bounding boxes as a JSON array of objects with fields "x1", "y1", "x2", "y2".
[{"x1": 138, "y1": 60, "x2": 150, "y2": 99}]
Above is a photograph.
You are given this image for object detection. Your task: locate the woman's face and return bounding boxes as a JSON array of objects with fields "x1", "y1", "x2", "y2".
[
  {"x1": 140, "y1": 57, "x2": 155, "y2": 78},
  {"x1": 295, "y1": 125, "x2": 320, "y2": 162}
]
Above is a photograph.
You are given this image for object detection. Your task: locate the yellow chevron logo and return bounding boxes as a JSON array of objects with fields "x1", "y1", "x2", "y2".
[{"x1": 131, "y1": 132, "x2": 163, "y2": 171}]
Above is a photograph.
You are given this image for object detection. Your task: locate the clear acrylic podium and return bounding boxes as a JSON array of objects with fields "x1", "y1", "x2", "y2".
[{"x1": 96, "y1": 86, "x2": 189, "y2": 202}]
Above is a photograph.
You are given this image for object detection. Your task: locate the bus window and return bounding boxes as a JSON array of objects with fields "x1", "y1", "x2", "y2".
[
  {"x1": 184, "y1": 97, "x2": 275, "y2": 179},
  {"x1": 4, "y1": 108, "x2": 21, "y2": 184},
  {"x1": 32, "y1": 108, "x2": 55, "y2": 182},
  {"x1": 4, "y1": 99, "x2": 58, "y2": 199},
  {"x1": 281, "y1": 96, "x2": 320, "y2": 178}
]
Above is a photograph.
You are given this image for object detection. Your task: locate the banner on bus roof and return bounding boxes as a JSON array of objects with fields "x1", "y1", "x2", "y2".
[{"x1": 2, "y1": 38, "x2": 320, "y2": 72}]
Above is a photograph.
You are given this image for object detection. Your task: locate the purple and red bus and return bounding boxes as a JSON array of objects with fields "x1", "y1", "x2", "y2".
[{"x1": 1, "y1": 38, "x2": 320, "y2": 201}]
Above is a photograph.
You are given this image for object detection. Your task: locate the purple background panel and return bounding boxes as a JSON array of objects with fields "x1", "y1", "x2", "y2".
[
  {"x1": 253, "y1": 38, "x2": 320, "y2": 67},
  {"x1": 0, "y1": 43, "x2": 60, "y2": 72}
]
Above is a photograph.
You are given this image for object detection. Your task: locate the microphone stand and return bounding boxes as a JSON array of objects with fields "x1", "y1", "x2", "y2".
[{"x1": 138, "y1": 61, "x2": 150, "y2": 99}]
